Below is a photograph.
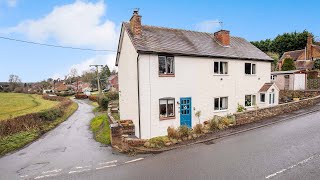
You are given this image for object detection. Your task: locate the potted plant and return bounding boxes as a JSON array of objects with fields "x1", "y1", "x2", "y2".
[{"x1": 292, "y1": 91, "x2": 300, "y2": 101}]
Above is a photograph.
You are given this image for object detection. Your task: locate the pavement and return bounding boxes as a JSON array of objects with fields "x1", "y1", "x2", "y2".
[
  {"x1": 41, "y1": 105, "x2": 320, "y2": 180},
  {"x1": 0, "y1": 99, "x2": 148, "y2": 180}
]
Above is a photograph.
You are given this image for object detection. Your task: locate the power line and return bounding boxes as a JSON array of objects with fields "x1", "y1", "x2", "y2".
[{"x1": 0, "y1": 36, "x2": 117, "y2": 52}]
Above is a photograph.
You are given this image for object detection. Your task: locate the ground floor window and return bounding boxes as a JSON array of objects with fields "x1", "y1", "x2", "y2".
[
  {"x1": 214, "y1": 97, "x2": 228, "y2": 110},
  {"x1": 159, "y1": 98, "x2": 175, "y2": 118},
  {"x1": 260, "y1": 93, "x2": 265, "y2": 103},
  {"x1": 245, "y1": 94, "x2": 256, "y2": 107},
  {"x1": 269, "y1": 93, "x2": 275, "y2": 104}
]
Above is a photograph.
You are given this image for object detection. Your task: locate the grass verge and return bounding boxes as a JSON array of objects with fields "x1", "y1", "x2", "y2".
[
  {"x1": 0, "y1": 102, "x2": 78, "y2": 156},
  {"x1": 90, "y1": 114, "x2": 110, "y2": 145}
]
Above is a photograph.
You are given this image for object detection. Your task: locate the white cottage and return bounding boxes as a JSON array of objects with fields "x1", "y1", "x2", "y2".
[{"x1": 116, "y1": 11, "x2": 279, "y2": 139}]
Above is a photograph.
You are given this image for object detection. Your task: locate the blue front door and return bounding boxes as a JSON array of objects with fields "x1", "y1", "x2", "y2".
[{"x1": 180, "y1": 97, "x2": 192, "y2": 128}]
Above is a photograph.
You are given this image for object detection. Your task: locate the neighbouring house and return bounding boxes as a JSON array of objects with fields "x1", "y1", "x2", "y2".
[
  {"x1": 278, "y1": 35, "x2": 320, "y2": 70},
  {"x1": 271, "y1": 70, "x2": 307, "y2": 90},
  {"x1": 54, "y1": 82, "x2": 68, "y2": 92},
  {"x1": 116, "y1": 11, "x2": 279, "y2": 139},
  {"x1": 107, "y1": 74, "x2": 119, "y2": 92}
]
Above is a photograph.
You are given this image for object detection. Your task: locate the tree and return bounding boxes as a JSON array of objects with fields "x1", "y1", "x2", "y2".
[
  {"x1": 313, "y1": 59, "x2": 320, "y2": 70},
  {"x1": 8, "y1": 74, "x2": 21, "y2": 91},
  {"x1": 266, "y1": 52, "x2": 280, "y2": 71},
  {"x1": 99, "y1": 65, "x2": 111, "y2": 89},
  {"x1": 251, "y1": 30, "x2": 312, "y2": 56},
  {"x1": 281, "y1": 58, "x2": 296, "y2": 71},
  {"x1": 81, "y1": 69, "x2": 97, "y2": 89}
]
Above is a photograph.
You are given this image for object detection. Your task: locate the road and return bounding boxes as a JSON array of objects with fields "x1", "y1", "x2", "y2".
[
  {"x1": 42, "y1": 109, "x2": 320, "y2": 180},
  {"x1": 0, "y1": 99, "x2": 147, "y2": 180}
]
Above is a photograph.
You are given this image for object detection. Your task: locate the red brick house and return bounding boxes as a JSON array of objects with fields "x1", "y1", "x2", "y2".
[
  {"x1": 278, "y1": 35, "x2": 320, "y2": 70},
  {"x1": 108, "y1": 74, "x2": 118, "y2": 91}
]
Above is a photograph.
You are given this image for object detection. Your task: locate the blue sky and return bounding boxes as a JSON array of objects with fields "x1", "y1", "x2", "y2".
[{"x1": 0, "y1": 0, "x2": 319, "y2": 82}]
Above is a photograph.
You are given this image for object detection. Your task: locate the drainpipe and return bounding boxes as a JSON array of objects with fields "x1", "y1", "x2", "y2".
[{"x1": 137, "y1": 54, "x2": 141, "y2": 138}]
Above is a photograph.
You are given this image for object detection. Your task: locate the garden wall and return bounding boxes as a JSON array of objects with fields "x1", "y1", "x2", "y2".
[
  {"x1": 235, "y1": 95, "x2": 320, "y2": 125},
  {"x1": 279, "y1": 90, "x2": 320, "y2": 103}
]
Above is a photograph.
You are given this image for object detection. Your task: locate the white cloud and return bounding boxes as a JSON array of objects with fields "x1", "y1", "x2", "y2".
[
  {"x1": 7, "y1": 0, "x2": 16, "y2": 7},
  {"x1": 52, "y1": 54, "x2": 116, "y2": 80},
  {"x1": 195, "y1": 20, "x2": 222, "y2": 33},
  {"x1": 2, "y1": 0, "x2": 119, "y2": 49}
]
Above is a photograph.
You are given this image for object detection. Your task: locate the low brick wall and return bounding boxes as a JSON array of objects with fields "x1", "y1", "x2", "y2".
[{"x1": 235, "y1": 95, "x2": 320, "y2": 125}]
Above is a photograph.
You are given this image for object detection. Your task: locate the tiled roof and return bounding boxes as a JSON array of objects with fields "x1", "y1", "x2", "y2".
[
  {"x1": 280, "y1": 49, "x2": 305, "y2": 62},
  {"x1": 259, "y1": 83, "x2": 274, "y2": 92},
  {"x1": 122, "y1": 22, "x2": 273, "y2": 61}
]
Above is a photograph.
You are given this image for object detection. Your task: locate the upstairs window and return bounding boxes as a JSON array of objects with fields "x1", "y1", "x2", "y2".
[
  {"x1": 159, "y1": 98, "x2": 175, "y2": 119},
  {"x1": 159, "y1": 56, "x2": 174, "y2": 76},
  {"x1": 245, "y1": 63, "x2": 256, "y2": 75},
  {"x1": 214, "y1": 61, "x2": 228, "y2": 74}
]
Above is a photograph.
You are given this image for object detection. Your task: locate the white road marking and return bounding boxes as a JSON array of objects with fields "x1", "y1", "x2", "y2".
[
  {"x1": 265, "y1": 155, "x2": 318, "y2": 179},
  {"x1": 42, "y1": 169, "x2": 62, "y2": 174},
  {"x1": 124, "y1": 158, "x2": 144, "y2": 164},
  {"x1": 68, "y1": 168, "x2": 91, "y2": 174},
  {"x1": 99, "y1": 160, "x2": 117, "y2": 165},
  {"x1": 96, "y1": 164, "x2": 117, "y2": 170},
  {"x1": 75, "y1": 165, "x2": 91, "y2": 169},
  {"x1": 20, "y1": 175, "x2": 28, "y2": 178},
  {"x1": 34, "y1": 174, "x2": 58, "y2": 179}
]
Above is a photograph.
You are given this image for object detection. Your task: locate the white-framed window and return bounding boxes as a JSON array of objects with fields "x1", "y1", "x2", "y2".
[
  {"x1": 159, "y1": 56, "x2": 174, "y2": 75},
  {"x1": 245, "y1": 94, "x2": 256, "y2": 107},
  {"x1": 269, "y1": 89, "x2": 275, "y2": 105},
  {"x1": 214, "y1": 97, "x2": 228, "y2": 111},
  {"x1": 260, "y1": 93, "x2": 265, "y2": 103},
  {"x1": 159, "y1": 98, "x2": 175, "y2": 118},
  {"x1": 214, "y1": 61, "x2": 228, "y2": 75},
  {"x1": 271, "y1": 75, "x2": 276, "y2": 80},
  {"x1": 245, "y1": 63, "x2": 256, "y2": 75}
]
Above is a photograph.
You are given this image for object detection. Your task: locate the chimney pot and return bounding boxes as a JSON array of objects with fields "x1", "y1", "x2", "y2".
[{"x1": 214, "y1": 30, "x2": 230, "y2": 47}]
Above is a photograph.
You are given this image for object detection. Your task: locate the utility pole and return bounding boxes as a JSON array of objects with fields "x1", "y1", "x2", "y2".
[{"x1": 90, "y1": 64, "x2": 103, "y2": 98}]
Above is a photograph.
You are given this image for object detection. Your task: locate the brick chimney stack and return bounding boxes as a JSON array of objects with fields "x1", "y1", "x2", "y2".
[
  {"x1": 214, "y1": 30, "x2": 230, "y2": 47},
  {"x1": 306, "y1": 34, "x2": 313, "y2": 60},
  {"x1": 130, "y1": 10, "x2": 142, "y2": 36}
]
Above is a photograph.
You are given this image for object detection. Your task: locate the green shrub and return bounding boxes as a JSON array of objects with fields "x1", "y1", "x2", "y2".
[
  {"x1": 39, "y1": 108, "x2": 63, "y2": 121},
  {"x1": 105, "y1": 91, "x2": 119, "y2": 100},
  {"x1": 99, "y1": 97, "x2": 110, "y2": 110},
  {"x1": 178, "y1": 125, "x2": 190, "y2": 138},
  {"x1": 208, "y1": 119, "x2": 219, "y2": 131},
  {"x1": 148, "y1": 136, "x2": 170, "y2": 148},
  {"x1": 193, "y1": 124, "x2": 203, "y2": 134},
  {"x1": 237, "y1": 103, "x2": 246, "y2": 112}
]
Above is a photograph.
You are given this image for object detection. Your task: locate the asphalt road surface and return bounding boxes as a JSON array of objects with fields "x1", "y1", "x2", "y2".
[
  {"x1": 0, "y1": 99, "x2": 147, "y2": 180},
  {"x1": 42, "y1": 109, "x2": 320, "y2": 180}
]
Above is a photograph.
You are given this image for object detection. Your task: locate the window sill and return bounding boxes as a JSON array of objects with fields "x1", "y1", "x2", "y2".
[
  {"x1": 159, "y1": 74, "x2": 175, "y2": 77},
  {"x1": 160, "y1": 116, "x2": 176, "y2": 121},
  {"x1": 244, "y1": 74, "x2": 257, "y2": 76},
  {"x1": 213, "y1": 109, "x2": 228, "y2": 112},
  {"x1": 213, "y1": 74, "x2": 229, "y2": 76}
]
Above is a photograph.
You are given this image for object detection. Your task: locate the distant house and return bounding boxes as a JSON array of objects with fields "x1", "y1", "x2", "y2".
[
  {"x1": 278, "y1": 35, "x2": 320, "y2": 70},
  {"x1": 271, "y1": 70, "x2": 307, "y2": 90},
  {"x1": 107, "y1": 74, "x2": 118, "y2": 92},
  {"x1": 116, "y1": 11, "x2": 279, "y2": 139},
  {"x1": 54, "y1": 82, "x2": 68, "y2": 92}
]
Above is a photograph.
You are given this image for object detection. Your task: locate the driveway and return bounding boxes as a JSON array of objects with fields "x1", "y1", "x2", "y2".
[{"x1": 0, "y1": 99, "x2": 147, "y2": 179}]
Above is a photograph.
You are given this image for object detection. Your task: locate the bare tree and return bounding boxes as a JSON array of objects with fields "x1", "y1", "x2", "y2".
[{"x1": 8, "y1": 74, "x2": 22, "y2": 91}]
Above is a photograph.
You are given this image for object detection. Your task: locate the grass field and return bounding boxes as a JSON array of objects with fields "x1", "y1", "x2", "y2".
[{"x1": 0, "y1": 93, "x2": 59, "y2": 120}]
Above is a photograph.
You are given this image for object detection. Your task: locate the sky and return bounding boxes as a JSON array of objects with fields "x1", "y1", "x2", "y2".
[{"x1": 0, "y1": 0, "x2": 319, "y2": 82}]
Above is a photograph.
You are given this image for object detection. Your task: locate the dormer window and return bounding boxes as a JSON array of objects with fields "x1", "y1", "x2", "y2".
[{"x1": 159, "y1": 56, "x2": 174, "y2": 76}]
